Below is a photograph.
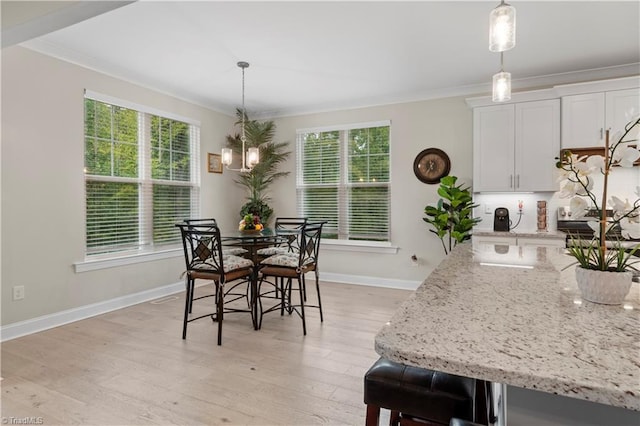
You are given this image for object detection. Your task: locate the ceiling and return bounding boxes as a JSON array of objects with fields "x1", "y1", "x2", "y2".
[{"x1": 6, "y1": 1, "x2": 640, "y2": 118}]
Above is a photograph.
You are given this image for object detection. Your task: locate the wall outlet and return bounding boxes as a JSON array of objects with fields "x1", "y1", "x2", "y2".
[
  {"x1": 485, "y1": 204, "x2": 492, "y2": 214},
  {"x1": 13, "y1": 285, "x2": 25, "y2": 301}
]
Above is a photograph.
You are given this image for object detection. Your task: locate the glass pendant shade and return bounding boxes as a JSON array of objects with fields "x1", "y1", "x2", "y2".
[
  {"x1": 221, "y1": 148, "x2": 233, "y2": 166},
  {"x1": 246, "y1": 147, "x2": 259, "y2": 168},
  {"x1": 489, "y1": 2, "x2": 516, "y2": 52},
  {"x1": 492, "y1": 71, "x2": 511, "y2": 102}
]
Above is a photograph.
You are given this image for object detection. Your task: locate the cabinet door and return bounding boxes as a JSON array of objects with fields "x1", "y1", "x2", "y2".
[
  {"x1": 473, "y1": 105, "x2": 515, "y2": 192},
  {"x1": 561, "y1": 93, "x2": 605, "y2": 148},
  {"x1": 515, "y1": 99, "x2": 560, "y2": 192},
  {"x1": 605, "y1": 88, "x2": 640, "y2": 141}
]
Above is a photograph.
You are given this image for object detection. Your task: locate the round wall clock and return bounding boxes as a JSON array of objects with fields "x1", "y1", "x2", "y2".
[{"x1": 413, "y1": 148, "x2": 451, "y2": 184}]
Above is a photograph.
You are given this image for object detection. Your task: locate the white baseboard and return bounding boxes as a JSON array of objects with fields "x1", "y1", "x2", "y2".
[
  {"x1": 1, "y1": 272, "x2": 418, "y2": 342},
  {"x1": 319, "y1": 272, "x2": 420, "y2": 291},
  {"x1": 1, "y1": 281, "x2": 184, "y2": 342}
]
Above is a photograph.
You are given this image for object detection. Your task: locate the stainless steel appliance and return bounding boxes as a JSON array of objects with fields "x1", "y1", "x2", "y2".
[{"x1": 493, "y1": 207, "x2": 510, "y2": 232}]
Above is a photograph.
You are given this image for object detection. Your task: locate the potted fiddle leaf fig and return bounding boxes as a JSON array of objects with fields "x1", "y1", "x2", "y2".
[
  {"x1": 225, "y1": 109, "x2": 291, "y2": 225},
  {"x1": 423, "y1": 175, "x2": 481, "y2": 255}
]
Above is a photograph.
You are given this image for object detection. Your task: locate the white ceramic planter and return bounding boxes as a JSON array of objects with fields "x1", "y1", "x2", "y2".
[{"x1": 575, "y1": 267, "x2": 633, "y2": 305}]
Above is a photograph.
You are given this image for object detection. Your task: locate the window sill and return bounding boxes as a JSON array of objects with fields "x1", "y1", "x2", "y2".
[
  {"x1": 320, "y1": 239, "x2": 398, "y2": 254},
  {"x1": 74, "y1": 248, "x2": 182, "y2": 273}
]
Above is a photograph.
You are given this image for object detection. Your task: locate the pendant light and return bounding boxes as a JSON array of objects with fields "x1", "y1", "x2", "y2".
[
  {"x1": 221, "y1": 61, "x2": 259, "y2": 172},
  {"x1": 493, "y1": 52, "x2": 511, "y2": 102},
  {"x1": 489, "y1": 0, "x2": 516, "y2": 52}
]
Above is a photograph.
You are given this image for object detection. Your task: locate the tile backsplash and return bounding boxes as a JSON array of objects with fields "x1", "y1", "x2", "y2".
[
  {"x1": 473, "y1": 167, "x2": 639, "y2": 233},
  {"x1": 473, "y1": 192, "x2": 558, "y2": 233}
]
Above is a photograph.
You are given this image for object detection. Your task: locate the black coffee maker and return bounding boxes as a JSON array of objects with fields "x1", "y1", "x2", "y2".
[{"x1": 493, "y1": 207, "x2": 510, "y2": 232}]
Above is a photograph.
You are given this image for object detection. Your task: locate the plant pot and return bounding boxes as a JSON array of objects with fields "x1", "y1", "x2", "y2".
[{"x1": 575, "y1": 267, "x2": 633, "y2": 305}]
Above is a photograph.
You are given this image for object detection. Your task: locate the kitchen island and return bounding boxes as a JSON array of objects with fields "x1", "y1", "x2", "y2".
[{"x1": 375, "y1": 241, "x2": 639, "y2": 424}]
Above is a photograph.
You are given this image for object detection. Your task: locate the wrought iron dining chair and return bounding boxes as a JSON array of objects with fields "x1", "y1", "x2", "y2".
[
  {"x1": 256, "y1": 217, "x2": 308, "y2": 258},
  {"x1": 182, "y1": 218, "x2": 248, "y2": 257},
  {"x1": 176, "y1": 223, "x2": 254, "y2": 345},
  {"x1": 257, "y1": 222, "x2": 324, "y2": 335}
]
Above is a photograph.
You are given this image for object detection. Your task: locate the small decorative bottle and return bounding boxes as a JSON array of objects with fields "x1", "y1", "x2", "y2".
[{"x1": 537, "y1": 200, "x2": 547, "y2": 232}]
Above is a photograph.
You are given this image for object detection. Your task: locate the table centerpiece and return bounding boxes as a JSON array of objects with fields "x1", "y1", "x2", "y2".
[{"x1": 239, "y1": 213, "x2": 264, "y2": 233}]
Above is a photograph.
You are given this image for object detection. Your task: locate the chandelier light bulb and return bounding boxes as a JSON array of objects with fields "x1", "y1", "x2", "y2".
[
  {"x1": 489, "y1": 1, "x2": 516, "y2": 52},
  {"x1": 221, "y1": 148, "x2": 233, "y2": 166},
  {"x1": 492, "y1": 71, "x2": 511, "y2": 102},
  {"x1": 246, "y1": 147, "x2": 259, "y2": 168}
]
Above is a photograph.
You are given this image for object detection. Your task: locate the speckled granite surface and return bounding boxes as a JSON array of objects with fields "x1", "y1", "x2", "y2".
[{"x1": 375, "y1": 241, "x2": 640, "y2": 411}]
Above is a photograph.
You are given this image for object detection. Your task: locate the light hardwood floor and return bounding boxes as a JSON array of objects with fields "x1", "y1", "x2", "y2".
[{"x1": 1, "y1": 281, "x2": 410, "y2": 425}]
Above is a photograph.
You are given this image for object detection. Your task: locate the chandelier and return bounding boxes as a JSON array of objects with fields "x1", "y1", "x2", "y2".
[
  {"x1": 489, "y1": 1, "x2": 516, "y2": 103},
  {"x1": 221, "y1": 61, "x2": 259, "y2": 172}
]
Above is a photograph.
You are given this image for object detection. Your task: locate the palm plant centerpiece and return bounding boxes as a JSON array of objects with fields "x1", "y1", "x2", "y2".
[{"x1": 225, "y1": 109, "x2": 291, "y2": 225}]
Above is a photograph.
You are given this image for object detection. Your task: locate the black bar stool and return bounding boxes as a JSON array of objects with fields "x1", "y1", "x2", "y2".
[{"x1": 364, "y1": 358, "x2": 488, "y2": 426}]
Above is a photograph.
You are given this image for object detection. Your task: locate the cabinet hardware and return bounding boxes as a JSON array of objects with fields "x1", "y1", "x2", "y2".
[
  {"x1": 510, "y1": 175, "x2": 513, "y2": 188},
  {"x1": 516, "y1": 174, "x2": 520, "y2": 188}
]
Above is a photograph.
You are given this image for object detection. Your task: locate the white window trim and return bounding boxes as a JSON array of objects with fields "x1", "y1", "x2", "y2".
[
  {"x1": 85, "y1": 90, "x2": 201, "y2": 126},
  {"x1": 296, "y1": 120, "x2": 392, "y2": 244},
  {"x1": 82, "y1": 91, "x2": 200, "y2": 261},
  {"x1": 74, "y1": 248, "x2": 183, "y2": 273},
  {"x1": 321, "y1": 239, "x2": 398, "y2": 254},
  {"x1": 296, "y1": 120, "x2": 391, "y2": 135}
]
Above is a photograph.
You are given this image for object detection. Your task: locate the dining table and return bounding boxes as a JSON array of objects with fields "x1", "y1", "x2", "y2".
[{"x1": 221, "y1": 229, "x2": 288, "y2": 329}]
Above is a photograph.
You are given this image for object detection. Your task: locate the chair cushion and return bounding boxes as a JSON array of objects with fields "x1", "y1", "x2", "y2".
[
  {"x1": 260, "y1": 253, "x2": 299, "y2": 268},
  {"x1": 364, "y1": 358, "x2": 476, "y2": 424},
  {"x1": 223, "y1": 254, "x2": 253, "y2": 272},
  {"x1": 256, "y1": 246, "x2": 290, "y2": 256},
  {"x1": 222, "y1": 247, "x2": 248, "y2": 256}
]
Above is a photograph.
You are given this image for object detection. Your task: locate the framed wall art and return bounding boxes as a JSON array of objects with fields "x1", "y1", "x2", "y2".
[{"x1": 208, "y1": 153, "x2": 223, "y2": 173}]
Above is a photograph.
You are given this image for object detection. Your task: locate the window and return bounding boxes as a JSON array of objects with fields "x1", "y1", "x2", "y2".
[
  {"x1": 296, "y1": 121, "x2": 390, "y2": 242},
  {"x1": 84, "y1": 91, "x2": 200, "y2": 256}
]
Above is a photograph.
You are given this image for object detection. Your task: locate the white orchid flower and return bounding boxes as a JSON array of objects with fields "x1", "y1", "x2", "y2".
[
  {"x1": 620, "y1": 218, "x2": 640, "y2": 240},
  {"x1": 570, "y1": 197, "x2": 589, "y2": 219},
  {"x1": 558, "y1": 181, "x2": 578, "y2": 198},
  {"x1": 574, "y1": 175, "x2": 594, "y2": 196},
  {"x1": 612, "y1": 146, "x2": 640, "y2": 167},
  {"x1": 585, "y1": 155, "x2": 605, "y2": 172},
  {"x1": 609, "y1": 195, "x2": 630, "y2": 212},
  {"x1": 587, "y1": 220, "x2": 614, "y2": 239}
]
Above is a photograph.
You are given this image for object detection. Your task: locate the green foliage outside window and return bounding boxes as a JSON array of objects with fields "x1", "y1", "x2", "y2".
[
  {"x1": 299, "y1": 124, "x2": 390, "y2": 241},
  {"x1": 84, "y1": 98, "x2": 197, "y2": 254}
]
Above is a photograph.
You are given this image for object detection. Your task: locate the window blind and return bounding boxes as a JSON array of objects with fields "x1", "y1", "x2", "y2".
[
  {"x1": 296, "y1": 122, "x2": 390, "y2": 242},
  {"x1": 84, "y1": 95, "x2": 200, "y2": 255}
]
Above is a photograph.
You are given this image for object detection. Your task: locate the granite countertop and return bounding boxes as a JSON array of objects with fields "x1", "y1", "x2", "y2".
[
  {"x1": 473, "y1": 230, "x2": 567, "y2": 239},
  {"x1": 375, "y1": 241, "x2": 640, "y2": 411}
]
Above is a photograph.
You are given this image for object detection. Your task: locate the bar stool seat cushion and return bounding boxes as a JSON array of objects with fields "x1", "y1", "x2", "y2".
[{"x1": 364, "y1": 357, "x2": 477, "y2": 425}]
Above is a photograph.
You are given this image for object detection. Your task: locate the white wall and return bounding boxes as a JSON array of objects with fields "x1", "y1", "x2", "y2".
[
  {"x1": 267, "y1": 97, "x2": 475, "y2": 284},
  {"x1": 1, "y1": 46, "x2": 239, "y2": 326}
]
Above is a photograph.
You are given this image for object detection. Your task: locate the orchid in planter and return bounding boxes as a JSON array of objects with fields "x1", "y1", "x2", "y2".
[{"x1": 556, "y1": 116, "x2": 640, "y2": 274}]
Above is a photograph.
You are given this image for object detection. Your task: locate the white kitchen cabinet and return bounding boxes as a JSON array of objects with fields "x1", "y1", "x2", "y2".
[
  {"x1": 473, "y1": 99, "x2": 560, "y2": 192},
  {"x1": 561, "y1": 88, "x2": 639, "y2": 148}
]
